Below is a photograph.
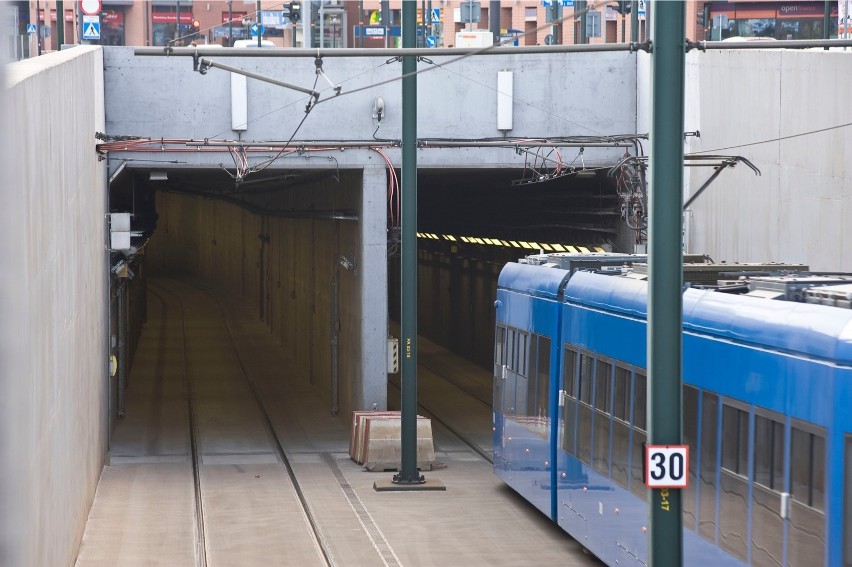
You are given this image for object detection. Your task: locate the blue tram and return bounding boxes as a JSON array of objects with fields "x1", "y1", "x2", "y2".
[{"x1": 493, "y1": 253, "x2": 852, "y2": 567}]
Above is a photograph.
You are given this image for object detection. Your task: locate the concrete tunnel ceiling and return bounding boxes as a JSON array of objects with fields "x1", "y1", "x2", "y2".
[{"x1": 111, "y1": 166, "x2": 623, "y2": 250}]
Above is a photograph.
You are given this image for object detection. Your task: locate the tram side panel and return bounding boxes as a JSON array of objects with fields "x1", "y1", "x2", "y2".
[
  {"x1": 555, "y1": 270, "x2": 852, "y2": 567},
  {"x1": 493, "y1": 264, "x2": 569, "y2": 519}
]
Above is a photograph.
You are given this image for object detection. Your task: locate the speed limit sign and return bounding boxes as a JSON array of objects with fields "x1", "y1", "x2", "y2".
[{"x1": 645, "y1": 445, "x2": 689, "y2": 489}]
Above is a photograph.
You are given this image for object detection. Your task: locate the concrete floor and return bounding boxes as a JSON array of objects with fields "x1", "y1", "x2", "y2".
[{"x1": 75, "y1": 276, "x2": 598, "y2": 567}]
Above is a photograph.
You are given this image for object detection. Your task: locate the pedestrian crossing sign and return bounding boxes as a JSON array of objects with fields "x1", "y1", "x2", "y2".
[{"x1": 83, "y1": 22, "x2": 101, "y2": 40}]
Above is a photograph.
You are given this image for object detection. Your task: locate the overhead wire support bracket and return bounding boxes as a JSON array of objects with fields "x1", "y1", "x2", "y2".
[
  {"x1": 193, "y1": 57, "x2": 321, "y2": 103},
  {"x1": 314, "y1": 53, "x2": 341, "y2": 96}
]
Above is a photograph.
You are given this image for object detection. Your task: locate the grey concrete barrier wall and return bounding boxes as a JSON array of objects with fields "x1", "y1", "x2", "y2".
[
  {"x1": 674, "y1": 49, "x2": 852, "y2": 271},
  {"x1": 1, "y1": 46, "x2": 108, "y2": 566},
  {"x1": 102, "y1": 47, "x2": 638, "y2": 172}
]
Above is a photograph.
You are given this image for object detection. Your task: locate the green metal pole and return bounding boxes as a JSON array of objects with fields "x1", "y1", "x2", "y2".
[
  {"x1": 56, "y1": 0, "x2": 65, "y2": 47},
  {"x1": 648, "y1": 1, "x2": 684, "y2": 566},
  {"x1": 257, "y1": 0, "x2": 262, "y2": 47},
  {"x1": 394, "y1": 0, "x2": 423, "y2": 485},
  {"x1": 631, "y1": 0, "x2": 639, "y2": 42},
  {"x1": 824, "y1": 0, "x2": 831, "y2": 44},
  {"x1": 578, "y1": 0, "x2": 587, "y2": 44},
  {"x1": 550, "y1": 1, "x2": 559, "y2": 45}
]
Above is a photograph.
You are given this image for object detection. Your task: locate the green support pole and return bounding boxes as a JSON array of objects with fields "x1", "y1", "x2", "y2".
[
  {"x1": 578, "y1": 0, "x2": 587, "y2": 45},
  {"x1": 56, "y1": 0, "x2": 65, "y2": 47},
  {"x1": 824, "y1": 0, "x2": 831, "y2": 44},
  {"x1": 631, "y1": 0, "x2": 639, "y2": 42},
  {"x1": 257, "y1": 1, "x2": 262, "y2": 47},
  {"x1": 395, "y1": 0, "x2": 423, "y2": 486},
  {"x1": 550, "y1": 0, "x2": 559, "y2": 45},
  {"x1": 648, "y1": 2, "x2": 685, "y2": 566}
]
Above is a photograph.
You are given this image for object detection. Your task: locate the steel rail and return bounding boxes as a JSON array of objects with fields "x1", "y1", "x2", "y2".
[
  {"x1": 387, "y1": 376, "x2": 493, "y2": 464},
  {"x1": 148, "y1": 284, "x2": 208, "y2": 567},
  {"x1": 202, "y1": 282, "x2": 337, "y2": 567}
]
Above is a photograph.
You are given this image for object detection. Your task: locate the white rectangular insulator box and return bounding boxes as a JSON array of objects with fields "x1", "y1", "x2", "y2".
[
  {"x1": 387, "y1": 337, "x2": 399, "y2": 374},
  {"x1": 231, "y1": 73, "x2": 248, "y2": 132},
  {"x1": 110, "y1": 231, "x2": 131, "y2": 251},
  {"x1": 497, "y1": 71, "x2": 513, "y2": 132},
  {"x1": 110, "y1": 212, "x2": 131, "y2": 232}
]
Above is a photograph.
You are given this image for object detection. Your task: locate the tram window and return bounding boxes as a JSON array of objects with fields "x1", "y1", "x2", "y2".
[
  {"x1": 561, "y1": 346, "x2": 579, "y2": 456},
  {"x1": 753, "y1": 414, "x2": 785, "y2": 491},
  {"x1": 563, "y1": 347, "x2": 577, "y2": 399},
  {"x1": 525, "y1": 336, "x2": 537, "y2": 417},
  {"x1": 633, "y1": 373, "x2": 647, "y2": 431},
  {"x1": 494, "y1": 324, "x2": 506, "y2": 366},
  {"x1": 518, "y1": 331, "x2": 529, "y2": 377},
  {"x1": 631, "y1": 428, "x2": 647, "y2": 500},
  {"x1": 699, "y1": 393, "x2": 719, "y2": 543},
  {"x1": 683, "y1": 386, "x2": 699, "y2": 529},
  {"x1": 534, "y1": 336, "x2": 550, "y2": 422},
  {"x1": 722, "y1": 405, "x2": 749, "y2": 476},
  {"x1": 791, "y1": 426, "x2": 826, "y2": 511},
  {"x1": 506, "y1": 328, "x2": 516, "y2": 370},
  {"x1": 578, "y1": 354, "x2": 593, "y2": 406},
  {"x1": 613, "y1": 366, "x2": 629, "y2": 422},
  {"x1": 595, "y1": 360, "x2": 612, "y2": 414}
]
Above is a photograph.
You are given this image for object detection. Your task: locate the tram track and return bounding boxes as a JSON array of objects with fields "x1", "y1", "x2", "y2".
[
  {"x1": 417, "y1": 358, "x2": 492, "y2": 409},
  {"x1": 387, "y1": 377, "x2": 493, "y2": 464},
  {"x1": 148, "y1": 286, "x2": 208, "y2": 567},
  {"x1": 149, "y1": 280, "x2": 335, "y2": 567}
]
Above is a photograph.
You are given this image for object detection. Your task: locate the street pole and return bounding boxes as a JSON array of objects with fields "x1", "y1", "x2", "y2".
[
  {"x1": 56, "y1": 0, "x2": 64, "y2": 47},
  {"x1": 176, "y1": 0, "x2": 180, "y2": 45},
  {"x1": 490, "y1": 0, "x2": 499, "y2": 43},
  {"x1": 631, "y1": 0, "x2": 639, "y2": 42},
  {"x1": 358, "y1": 0, "x2": 363, "y2": 48},
  {"x1": 381, "y1": 0, "x2": 388, "y2": 48},
  {"x1": 227, "y1": 0, "x2": 233, "y2": 46},
  {"x1": 578, "y1": 0, "x2": 587, "y2": 44},
  {"x1": 257, "y1": 0, "x2": 261, "y2": 47},
  {"x1": 35, "y1": 0, "x2": 41, "y2": 55},
  {"x1": 395, "y1": 0, "x2": 423, "y2": 487},
  {"x1": 648, "y1": 2, "x2": 685, "y2": 566}
]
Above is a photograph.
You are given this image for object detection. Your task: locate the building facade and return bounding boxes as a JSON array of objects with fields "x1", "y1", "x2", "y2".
[{"x1": 9, "y1": 0, "x2": 846, "y2": 57}]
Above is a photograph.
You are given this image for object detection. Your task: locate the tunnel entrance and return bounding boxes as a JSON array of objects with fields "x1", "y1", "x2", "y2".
[{"x1": 106, "y1": 164, "x2": 630, "y2": 438}]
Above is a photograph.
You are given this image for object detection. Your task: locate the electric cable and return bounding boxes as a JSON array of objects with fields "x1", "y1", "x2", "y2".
[
  {"x1": 311, "y1": 1, "x2": 611, "y2": 107},
  {"x1": 691, "y1": 120, "x2": 852, "y2": 154}
]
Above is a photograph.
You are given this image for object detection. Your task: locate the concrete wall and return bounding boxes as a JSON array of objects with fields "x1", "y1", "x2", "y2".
[
  {"x1": 102, "y1": 47, "x2": 638, "y2": 171},
  {"x1": 637, "y1": 48, "x2": 851, "y2": 271},
  {"x1": 1, "y1": 46, "x2": 107, "y2": 566}
]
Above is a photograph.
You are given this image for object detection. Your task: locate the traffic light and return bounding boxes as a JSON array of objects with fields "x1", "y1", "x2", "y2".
[
  {"x1": 613, "y1": 0, "x2": 631, "y2": 15},
  {"x1": 191, "y1": 19, "x2": 201, "y2": 38},
  {"x1": 288, "y1": 2, "x2": 301, "y2": 23}
]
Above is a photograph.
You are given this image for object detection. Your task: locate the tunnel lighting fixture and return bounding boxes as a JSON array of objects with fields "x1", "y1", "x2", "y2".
[
  {"x1": 149, "y1": 170, "x2": 168, "y2": 181},
  {"x1": 372, "y1": 96, "x2": 385, "y2": 123},
  {"x1": 497, "y1": 71, "x2": 513, "y2": 133}
]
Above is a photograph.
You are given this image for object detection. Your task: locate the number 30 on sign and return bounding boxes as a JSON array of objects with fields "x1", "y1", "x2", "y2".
[{"x1": 645, "y1": 445, "x2": 689, "y2": 489}]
